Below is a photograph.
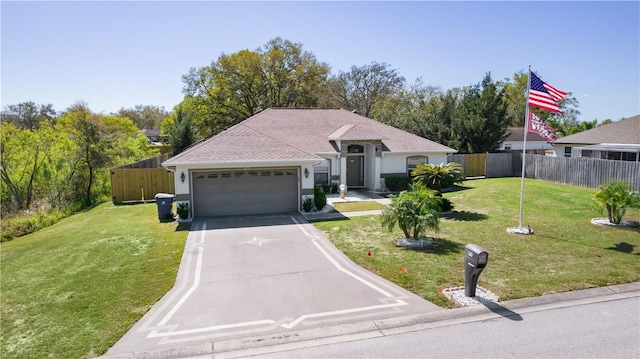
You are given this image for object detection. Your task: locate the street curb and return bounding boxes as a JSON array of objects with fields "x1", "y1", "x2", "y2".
[{"x1": 101, "y1": 282, "x2": 639, "y2": 359}]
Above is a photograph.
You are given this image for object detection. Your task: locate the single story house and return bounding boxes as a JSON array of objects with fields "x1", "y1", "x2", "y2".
[
  {"x1": 552, "y1": 115, "x2": 640, "y2": 161},
  {"x1": 161, "y1": 108, "x2": 456, "y2": 217},
  {"x1": 499, "y1": 127, "x2": 554, "y2": 155}
]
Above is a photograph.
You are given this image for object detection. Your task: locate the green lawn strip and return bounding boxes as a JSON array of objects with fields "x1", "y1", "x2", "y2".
[
  {"x1": 332, "y1": 201, "x2": 386, "y2": 212},
  {"x1": 1, "y1": 202, "x2": 187, "y2": 359},
  {"x1": 314, "y1": 178, "x2": 640, "y2": 308}
]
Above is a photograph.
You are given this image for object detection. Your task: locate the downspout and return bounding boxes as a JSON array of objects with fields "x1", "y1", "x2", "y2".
[{"x1": 165, "y1": 166, "x2": 177, "y2": 195}]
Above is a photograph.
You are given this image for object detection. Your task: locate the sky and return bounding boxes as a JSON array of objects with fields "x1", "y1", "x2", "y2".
[{"x1": 2, "y1": 1, "x2": 639, "y2": 124}]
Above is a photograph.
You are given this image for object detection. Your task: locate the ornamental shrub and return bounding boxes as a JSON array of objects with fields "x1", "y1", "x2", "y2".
[
  {"x1": 384, "y1": 177, "x2": 411, "y2": 191},
  {"x1": 314, "y1": 186, "x2": 327, "y2": 210},
  {"x1": 176, "y1": 202, "x2": 190, "y2": 220},
  {"x1": 411, "y1": 162, "x2": 465, "y2": 192},
  {"x1": 592, "y1": 180, "x2": 640, "y2": 224},
  {"x1": 302, "y1": 197, "x2": 314, "y2": 212},
  {"x1": 380, "y1": 184, "x2": 441, "y2": 240}
]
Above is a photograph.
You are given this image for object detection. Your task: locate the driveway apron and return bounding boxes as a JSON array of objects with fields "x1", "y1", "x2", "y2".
[{"x1": 106, "y1": 214, "x2": 441, "y2": 356}]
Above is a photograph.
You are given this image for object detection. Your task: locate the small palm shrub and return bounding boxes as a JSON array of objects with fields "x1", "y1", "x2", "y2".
[
  {"x1": 592, "y1": 180, "x2": 640, "y2": 224},
  {"x1": 314, "y1": 186, "x2": 327, "y2": 210},
  {"x1": 380, "y1": 184, "x2": 441, "y2": 240},
  {"x1": 412, "y1": 162, "x2": 465, "y2": 192}
]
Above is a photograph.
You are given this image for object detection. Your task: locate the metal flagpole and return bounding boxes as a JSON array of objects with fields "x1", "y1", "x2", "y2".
[
  {"x1": 509, "y1": 65, "x2": 533, "y2": 235},
  {"x1": 519, "y1": 66, "x2": 531, "y2": 228}
]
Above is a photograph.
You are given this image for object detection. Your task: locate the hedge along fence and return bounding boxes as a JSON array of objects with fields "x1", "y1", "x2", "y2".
[
  {"x1": 110, "y1": 153, "x2": 175, "y2": 203},
  {"x1": 451, "y1": 153, "x2": 640, "y2": 192}
]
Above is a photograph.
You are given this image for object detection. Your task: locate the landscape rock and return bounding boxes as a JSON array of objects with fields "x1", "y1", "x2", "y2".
[
  {"x1": 442, "y1": 286, "x2": 500, "y2": 307},
  {"x1": 395, "y1": 237, "x2": 434, "y2": 248}
]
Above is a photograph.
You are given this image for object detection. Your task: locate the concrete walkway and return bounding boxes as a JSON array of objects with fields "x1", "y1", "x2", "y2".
[{"x1": 304, "y1": 189, "x2": 390, "y2": 221}]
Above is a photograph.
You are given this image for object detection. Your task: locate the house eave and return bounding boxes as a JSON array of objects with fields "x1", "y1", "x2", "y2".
[
  {"x1": 328, "y1": 137, "x2": 390, "y2": 141},
  {"x1": 383, "y1": 149, "x2": 458, "y2": 154},
  {"x1": 574, "y1": 144, "x2": 640, "y2": 153},
  {"x1": 162, "y1": 158, "x2": 321, "y2": 169}
]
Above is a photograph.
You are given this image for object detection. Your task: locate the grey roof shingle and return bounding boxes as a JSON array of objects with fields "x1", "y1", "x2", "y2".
[
  {"x1": 164, "y1": 108, "x2": 456, "y2": 165},
  {"x1": 164, "y1": 122, "x2": 321, "y2": 165},
  {"x1": 554, "y1": 115, "x2": 640, "y2": 145},
  {"x1": 504, "y1": 127, "x2": 549, "y2": 142}
]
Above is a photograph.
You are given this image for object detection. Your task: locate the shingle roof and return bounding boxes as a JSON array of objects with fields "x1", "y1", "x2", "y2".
[
  {"x1": 164, "y1": 122, "x2": 322, "y2": 165},
  {"x1": 504, "y1": 127, "x2": 549, "y2": 142},
  {"x1": 554, "y1": 115, "x2": 640, "y2": 145},
  {"x1": 164, "y1": 108, "x2": 456, "y2": 165},
  {"x1": 328, "y1": 123, "x2": 389, "y2": 141}
]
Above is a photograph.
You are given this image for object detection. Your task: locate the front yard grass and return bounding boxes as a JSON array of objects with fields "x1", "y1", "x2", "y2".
[
  {"x1": 314, "y1": 178, "x2": 640, "y2": 308},
  {"x1": 332, "y1": 201, "x2": 386, "y2": 212},
  {"x1": 1, "y1": 202, "x2": 187, "y2": 359}
]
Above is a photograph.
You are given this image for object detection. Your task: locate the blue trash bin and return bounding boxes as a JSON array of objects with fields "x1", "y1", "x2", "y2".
[{"x1": 154, "y1": 193, "x2": 175, "y2": 220}]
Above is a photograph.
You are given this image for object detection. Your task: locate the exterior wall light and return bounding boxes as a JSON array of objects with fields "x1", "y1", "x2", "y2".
[
  {"x1": 304, "y1": 168, "x2": 309, "y2": 178},
  {"x1": 180, "y1": 172, "x2": 186, "y2": 183}
]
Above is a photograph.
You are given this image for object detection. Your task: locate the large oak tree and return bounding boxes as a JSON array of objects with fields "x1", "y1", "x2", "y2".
[{"x1": 181, "y1": 37, "x2": 331, "y2": 138}]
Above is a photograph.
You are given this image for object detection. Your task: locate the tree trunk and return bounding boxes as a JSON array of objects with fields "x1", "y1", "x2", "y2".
[
  {"x1": 25, "y1": 147, "x2": 41, "y2": 210},
  {"x1": 86, "y1": 165, "x2": 94, "y2": 205},
  {"x1": 0, "y1": 168, "x2": 23, "y2": 210}
]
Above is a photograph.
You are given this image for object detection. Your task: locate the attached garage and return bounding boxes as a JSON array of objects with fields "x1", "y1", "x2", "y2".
[
  {"x1": 162, "y1": 109, "x2": 457, "y2": 221},
  {"x1": 192, "y1": 169, "x2": 299, "y2": 217}
]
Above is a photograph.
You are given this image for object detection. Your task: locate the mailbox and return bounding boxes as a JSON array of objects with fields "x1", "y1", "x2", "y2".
[{"x1": 464, "y1": 244, "x2": 489, "y2": 297}]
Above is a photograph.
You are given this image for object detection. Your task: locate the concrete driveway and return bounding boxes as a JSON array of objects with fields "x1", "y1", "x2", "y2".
[{"x1": 106, "y1": 214, "x2": 441, "y2": 357}]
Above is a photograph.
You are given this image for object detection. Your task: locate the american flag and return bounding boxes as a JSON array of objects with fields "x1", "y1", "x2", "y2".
[{"x1": 529, "y1": 72, "x2": 567, "y2": 113}]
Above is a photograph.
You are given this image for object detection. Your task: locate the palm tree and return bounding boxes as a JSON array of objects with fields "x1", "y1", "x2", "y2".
[
  {"x1": 592, "y1": 180, "x2": 640, "y2": 224},
  {"x1": 380, "y1": 184, "x2": 441, "y2": 239},
  {"x1": 411, "y1": 162, "x2": 465, "y2": 192}
]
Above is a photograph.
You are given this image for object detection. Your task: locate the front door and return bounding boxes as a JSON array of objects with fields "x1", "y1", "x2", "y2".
[{"x1": 346, "y1": 156, "x2": 364, "y2": 187}]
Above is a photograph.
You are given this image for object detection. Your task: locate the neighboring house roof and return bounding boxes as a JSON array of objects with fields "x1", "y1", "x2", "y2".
[
  {"x1": 553, "y1": 115, "x2": 640, "y2": 145},
  {"x1": 164, "y1": 108, "x2": 456, "y2": 166},
  {"x1": 143, "y1": 129, "x2": 161, "y2": 137},
  {"x1": 504, "y1": 127, "x2": 549, "y2": 142}
]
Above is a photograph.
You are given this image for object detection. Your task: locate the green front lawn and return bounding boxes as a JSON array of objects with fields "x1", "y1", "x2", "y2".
[
  {"x1": 1, "y1": 203, "x2": 187, "y2": 359},
  {"x1": 2, "y1": 178, "x2": 638, "y2": 358},
  {"x1": 332, "y1": 201, "x2": 386, "y2": 212},
  {"x1": 314, "y1": 178, "x2": 640, "y2": 307}
]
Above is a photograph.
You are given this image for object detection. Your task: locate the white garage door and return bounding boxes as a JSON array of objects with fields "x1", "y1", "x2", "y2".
[{"x1": 192, "y1": 169, "x2": 299, "y2": 217}]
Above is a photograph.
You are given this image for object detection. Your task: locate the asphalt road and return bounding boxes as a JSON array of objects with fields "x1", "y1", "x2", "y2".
[{"x1": 251, "y1": 293, "x2": 640, "y2": 359}]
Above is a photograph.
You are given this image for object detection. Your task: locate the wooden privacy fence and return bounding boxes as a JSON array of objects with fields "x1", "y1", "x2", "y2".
[
  {"x1": 448, "y1": 153, "x2": 486, "y2": 177},
  {"x1": 110, "y1": 153, "x2": 174, "y2": 203},
  {"x1": 520, "y1": 154, "x2": 640, "y2": 192},
  {"x1": 450, "y1": 153, "x2": 640, "y2": 192},
  {"x1": 486, "y1": 153, "x2": 519, "y2": 178}
]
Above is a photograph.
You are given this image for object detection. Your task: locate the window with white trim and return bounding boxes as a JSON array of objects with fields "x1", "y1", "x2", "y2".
[
  {"x1": 407, "y1": 156, "x2": 428, "y2": 177},
  {"x1": 314, "y1": 160, "x2": 330, "y2": 186}
]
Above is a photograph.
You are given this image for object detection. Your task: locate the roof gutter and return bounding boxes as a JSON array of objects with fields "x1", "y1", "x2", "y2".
[{"x1": 161, "y1": 158, "x2": 322, "y2": 168}]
